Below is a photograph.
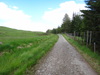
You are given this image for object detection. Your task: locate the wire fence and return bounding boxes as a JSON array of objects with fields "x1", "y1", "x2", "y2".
[{"x1": 67, "y1": 31, "x2": 100, "y2": 53}]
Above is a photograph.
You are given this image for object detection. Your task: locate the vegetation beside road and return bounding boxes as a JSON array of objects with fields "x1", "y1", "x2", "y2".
[
  {"x1": 63, "y1": 34, "x2": 100, "y2": 75},
  {"x1": 0, "y1": 26, "x2": 58, "y2": 75}
]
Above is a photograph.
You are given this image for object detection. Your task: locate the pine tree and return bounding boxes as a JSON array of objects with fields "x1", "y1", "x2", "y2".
[
  {"x1": 81, "y1": 0, "x2": 100, "y2": 52},
  {"x1": 81, "y1": 0, "x2": 100, "y2": 31}
]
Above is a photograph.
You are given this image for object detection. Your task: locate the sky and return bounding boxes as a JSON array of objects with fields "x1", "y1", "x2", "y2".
[{"x1": 0, "y1": 0, "x2": 86, "y2": 32}]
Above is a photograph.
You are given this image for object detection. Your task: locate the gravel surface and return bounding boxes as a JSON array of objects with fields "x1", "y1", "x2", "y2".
[{"x1": 27, "y1": 34, "x2": 98, "y2": 75}]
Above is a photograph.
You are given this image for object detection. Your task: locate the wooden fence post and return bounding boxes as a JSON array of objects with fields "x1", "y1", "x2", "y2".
[
  {"x1": 84, "y1": 32, "x2": 85, "y2": 43},
  {"x1": 94, "y1": 42, "x2": 96, "y2": 53},
  {"x1": 87, "y1": 31, "x2": 89, "y2": 46},
  {"x1": 89, "y1": 31, "x2": 92, "y2": 45},
  {"x1": 74, "y1": 31, "x2": 75, "y2": 40}
]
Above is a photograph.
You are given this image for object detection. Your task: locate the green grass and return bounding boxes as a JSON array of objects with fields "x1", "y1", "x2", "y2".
[
  {"x1": 0, "y1": 26, "x2": 58, "y2": 75},
  {"x1": 63, "y1": 34, "x2": 100, "y2": 75}
]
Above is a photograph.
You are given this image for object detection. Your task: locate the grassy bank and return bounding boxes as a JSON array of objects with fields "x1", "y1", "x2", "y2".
[
  {"x1": 63, "y1": 34, "x2": 100, "y2": 75},
  {"x1": 0, "y1": 26, "x2": 58, "y2": 75}
]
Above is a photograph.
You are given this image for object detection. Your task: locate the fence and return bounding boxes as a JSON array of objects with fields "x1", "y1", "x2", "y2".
[{"x1": 67, "y1": 31, "x2": 100, "y2": 53}]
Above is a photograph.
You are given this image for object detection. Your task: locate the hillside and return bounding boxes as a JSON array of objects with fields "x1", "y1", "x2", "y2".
[
  {"x1": 0, "y1": 26, "x2": 43, "y2": 37},
  {"x1": 0, "y1": 26, "x2": 58, "y2": 75},
  {"x1": 0, "y1": 26, "x2": 44, "y2": 52}
]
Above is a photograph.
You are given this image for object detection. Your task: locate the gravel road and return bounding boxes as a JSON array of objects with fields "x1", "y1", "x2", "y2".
[{"x1": 27, "y1": 34, "x2": 98, "y2": 75}]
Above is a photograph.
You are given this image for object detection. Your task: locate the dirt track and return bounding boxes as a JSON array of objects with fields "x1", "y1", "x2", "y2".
[{"x1": 27, "y1": 34, "x2": 98, "y2": 75}]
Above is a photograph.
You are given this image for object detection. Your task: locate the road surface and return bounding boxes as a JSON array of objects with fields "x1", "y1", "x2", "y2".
[{"x1": 27, "y1": 34, "x2": 98, "y2": 75}]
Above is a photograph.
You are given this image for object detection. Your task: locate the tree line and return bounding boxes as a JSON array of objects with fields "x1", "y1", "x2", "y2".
[{"x1": 46, "y1": 0, "x2": 100, "y2": 52}]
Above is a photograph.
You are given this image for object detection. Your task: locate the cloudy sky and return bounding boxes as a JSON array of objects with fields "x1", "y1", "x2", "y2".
[{"x1": 0, "y1": 0, "x2": 86, "y2": 32}]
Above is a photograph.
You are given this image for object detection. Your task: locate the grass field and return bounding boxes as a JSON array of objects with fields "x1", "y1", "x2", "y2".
[
  {"x1": 0, "y1": 26, "x2": 58, "y2": 75},
  {"x1": 63, "y1": 34, "x2": 100, "y2": 75}
]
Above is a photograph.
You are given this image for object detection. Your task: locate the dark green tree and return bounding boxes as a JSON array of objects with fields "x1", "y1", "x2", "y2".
[
  {"x1": 81, "y1": 0, "x2": 100, "y2": 52},
  {"x1": 61, "y1": 14, "x2": 71, "y2": 33},
  {"x1": 56, "y1": 26, "x2": 62, "y2": 33},
  {"x1": 46, "y1": 29, "x2": 52, "y2": 33},
  {"x1": 71, "y1": 13, "x2": 84, "y2": 33},
  {"x1": 81, "y1": 0, "x2": 100, "y2": 31},
  {"x1": 51, "y1": 28, "x2": 57, "y2": 34}
]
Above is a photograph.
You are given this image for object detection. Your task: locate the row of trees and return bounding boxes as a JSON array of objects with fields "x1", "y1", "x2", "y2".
[
  {"x1": 46, "y1": 13, "x2": 84, "y2": 34},
  {"x1": 47, "y1": 0, "x2": 100, "y2": 33},
  {"x1": 46, "y1": 0, "x2": 100, "y2": 52}
]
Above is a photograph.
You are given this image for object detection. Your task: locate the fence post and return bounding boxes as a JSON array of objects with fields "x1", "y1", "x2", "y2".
[
  {"x1": 89, "y1": 31, "x2": 92, "y2": 45},
  {"x1": 87, "y1": 31, "x2": 89, "y2": 46},
  {"x1": 84, "y1": 32, "x2": 85, "y2": 43},
  {"x1": 94, "y1": 42, "x2": 96, "y2": 53},
  {"x1": 74, "y1": 31, "x2": 75, "y2": 40}
]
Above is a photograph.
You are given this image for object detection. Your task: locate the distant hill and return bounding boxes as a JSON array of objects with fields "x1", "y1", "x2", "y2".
[{"x1": 0, "y1": 26, "x2": 43, "y2": 37}]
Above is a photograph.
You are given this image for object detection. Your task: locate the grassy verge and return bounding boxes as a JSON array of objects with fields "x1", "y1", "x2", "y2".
[
  {"x1": 63, "y1": 34, "x2": 100, "y2": 75},
  {"x1": 0, "y1": 26, "x2": 58, "y2": 75}
]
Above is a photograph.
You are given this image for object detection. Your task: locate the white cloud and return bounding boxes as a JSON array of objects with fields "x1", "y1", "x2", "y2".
[
  {"x1": 0, "y1": 2, "x2": 47, "y2": 32},
  {"x1": 0, "y1": 2, "x2": 31, "y2": 21},
  {"x1": 12, "y1": 6, "x2": 19, "y2": 9},
  {"x1": 43, "y1": 1, "x2": 86, "y2": 28}
]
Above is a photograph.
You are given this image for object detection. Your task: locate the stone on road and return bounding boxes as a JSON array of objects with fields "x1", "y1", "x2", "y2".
[{"x1": 28, "y1": 34, "x2": 98, "y2": 75}]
